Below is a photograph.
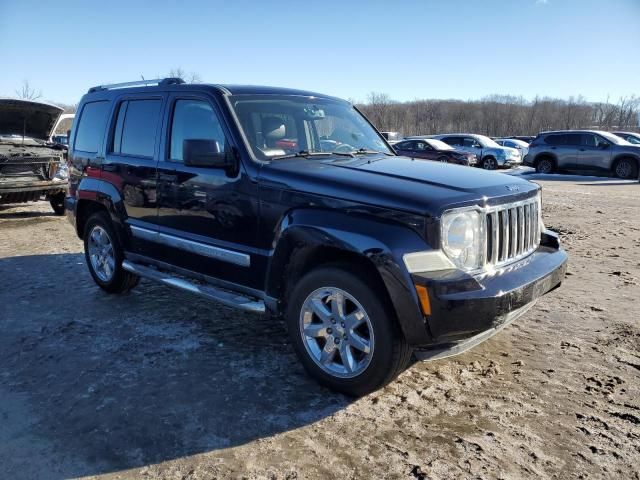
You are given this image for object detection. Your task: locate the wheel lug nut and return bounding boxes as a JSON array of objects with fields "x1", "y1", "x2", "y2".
[
  {"x1": 343, "y1": 335, "x2": 347, "y2": 340},
  {"x1": 335, "y1": 338, "x2": 340, "y2": 344},
  {"x1": 341, "y1": 322, "x2": 345, "y2": 328},
  {"x1": 327, "y1": 328, "x2": 332, "y2": 334},
  {"x1": 331, "y1": 318, "x2": 336, "y2": 324}
]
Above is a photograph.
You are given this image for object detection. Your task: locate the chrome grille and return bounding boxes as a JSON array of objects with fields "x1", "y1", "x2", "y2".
[{"x1": 485, "y1": 196, "x2": 540, "y2": 267}]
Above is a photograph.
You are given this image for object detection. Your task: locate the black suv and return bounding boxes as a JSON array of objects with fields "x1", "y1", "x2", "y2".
[{"x1": 65, "y1": 78, "x2": 567, "y2": 396}]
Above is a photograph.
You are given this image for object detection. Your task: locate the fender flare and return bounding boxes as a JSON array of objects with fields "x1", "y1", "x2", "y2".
[
  {"x1": 266, "y1": 208, "x2": 433, "y2": 345},
  {"x1": 75, "y1": 177, "x2": 129, "y2": 245}
]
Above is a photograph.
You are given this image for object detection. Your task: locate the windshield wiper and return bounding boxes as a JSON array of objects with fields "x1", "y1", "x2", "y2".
[
  {"x1": 353, "y1": 148, "x2": 394, "y2": 156},
  {"x1": 272, "y1": 150, "x2": 355, "y2": 160}
]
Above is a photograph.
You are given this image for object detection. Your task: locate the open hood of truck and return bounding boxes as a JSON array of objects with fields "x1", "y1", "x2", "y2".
[{"x1": 0, "y1": 98, "x2": 64, "y2": 141}]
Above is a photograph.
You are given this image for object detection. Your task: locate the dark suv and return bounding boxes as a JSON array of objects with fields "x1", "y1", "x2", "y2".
[
  {"x1": 525, "y1": 130, "x2": 640, "y2": 178},
  {"x1": 65, "y1": 78, "x2": 567, "y2": 396}
]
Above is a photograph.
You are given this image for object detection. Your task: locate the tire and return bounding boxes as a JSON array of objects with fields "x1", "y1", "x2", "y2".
[
  {"x1": 83, "y1": 211, "x2": 139, "y2": 293},
  {"x1": 535, "y1": 156, "x2": 555, "y2": 174},
  {"x1": 613, "y1": 157, "x2": 638, "y2": 179},
  {"x1": 482, "y1": 157, "x2": 497, "y2": 170},
  {"x1": 286, "y1": 266, "x2": 412, "y2": 396},
  {"x1": 49, "y1": 192, "x2": 65, "y2": 216}
]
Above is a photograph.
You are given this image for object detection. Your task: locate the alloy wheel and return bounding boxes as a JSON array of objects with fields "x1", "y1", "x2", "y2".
[
  {"x1": 299, "y1": 287, "x2": 374, "y2": 378},
  {"x1": 615, "y1": 160, "x2": 632, "y2": 179},
  {"x1": 87, "y1": 225, "x2": 116, "y2": 282}
]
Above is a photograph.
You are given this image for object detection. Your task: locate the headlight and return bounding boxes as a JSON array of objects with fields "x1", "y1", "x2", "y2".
[
  {"x1": 54, "y1": 163, "x2": 69, "y2": 181},
  {"x1": 440, "y1": 208, "x2": 484, "y2": 271}
]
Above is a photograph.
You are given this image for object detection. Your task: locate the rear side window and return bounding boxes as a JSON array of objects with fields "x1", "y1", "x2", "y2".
[
  {"x1": 112, "y1": 99, "x2": 162, "y2": 157},
  {"x1": 544, "y1": 134, "x2": 566, "y2": 146},
  {"x1": 442, "y1": 136, "x2": 461, "y2": 146},
  {"x1": 74, "y1": 101, "x2": 110, "y2": 153},
  {"x1": 565, "y1": 134, "x2": 581, "y2": 146}
]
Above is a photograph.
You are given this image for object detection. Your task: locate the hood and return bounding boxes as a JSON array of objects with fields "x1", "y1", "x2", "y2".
[
  {"x1": 259, "y1": 155, "x2": 539, "y2": 217},
  {"x1": 0, "y1": 98, "x2": 64, "y2": 140}
]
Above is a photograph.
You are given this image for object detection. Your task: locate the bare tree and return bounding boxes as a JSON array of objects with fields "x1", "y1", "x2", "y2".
[
  {"x1": 15, "y1": 80, "x2": 42, "y2": 100},
  {"x1": 168, "y1": 68, "x2": 202, "y2": 84}
]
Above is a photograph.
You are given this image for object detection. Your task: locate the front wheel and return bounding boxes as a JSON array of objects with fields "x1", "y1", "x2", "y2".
[
  {"x1": 286, "y1": 266, "x2": 412, "y2": 396},
  {"x1": 613, "y1": 157, "x2": 638, "y2": 179},
  {"x1": 83, "y1": 212, "x2": 139, "y2": 293},
  {"x1": 482, "y1": 157, "x2": 497, "y2": 170},
  {"x1": 49, "y1": 192, "x2": 65, "y2": 216}
]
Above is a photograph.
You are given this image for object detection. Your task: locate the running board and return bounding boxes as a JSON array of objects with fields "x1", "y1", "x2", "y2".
[
  {"x1": 414, "y1": 300, "x2": 536, "y2": 361},
  {"x1": 122, "y1": 260, "x2": 265, "y2": 314}
]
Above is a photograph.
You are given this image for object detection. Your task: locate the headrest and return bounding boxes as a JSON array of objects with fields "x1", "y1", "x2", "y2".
[{"x1": 262, "y1": 116, "x2": 286, "y2": 140}]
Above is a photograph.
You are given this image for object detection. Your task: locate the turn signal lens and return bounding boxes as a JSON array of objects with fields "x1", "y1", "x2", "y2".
[{"x1": 415, "y1": 285, "x2": 431, "y2": 316}]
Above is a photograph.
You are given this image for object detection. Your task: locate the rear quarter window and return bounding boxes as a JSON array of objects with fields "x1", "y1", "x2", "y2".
[{"x1": 74, "y1": 101, "x2": 110, "y2": 153}]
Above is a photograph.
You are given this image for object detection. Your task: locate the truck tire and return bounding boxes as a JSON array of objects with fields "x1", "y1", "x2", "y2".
[
  {"x1": 49, "y1": 192, "x2": 65, "y2": 216},
  {"x1": 83, "y1": 211, "x2": 139, "y2": 293},
  {"x1": 286, "y1": 266, "x2": 412, "y2": 396}
]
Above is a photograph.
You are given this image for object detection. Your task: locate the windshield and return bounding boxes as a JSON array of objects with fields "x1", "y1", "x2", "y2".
[
  {"x1": 229, "y1": 95, "x2": 392, "y2": 160},
  {"x1": 426, "y1": 139, "x2": 453, "y2": 150},
  {"x1": 476, "y1": 135, "x2": 501, "y2": 148}
]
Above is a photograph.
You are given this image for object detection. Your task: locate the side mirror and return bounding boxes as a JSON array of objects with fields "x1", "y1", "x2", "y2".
[
  {"x1": 183, "y1": 139, "x2": 230, "y2": 168},
  {"x1": 598, "y1": 142, "x2": 610, "y2": 149}
]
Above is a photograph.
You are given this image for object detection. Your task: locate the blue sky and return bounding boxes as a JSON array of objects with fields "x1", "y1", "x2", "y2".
[{"x1": 1, "y1": 0, "x2": 638, "y2": 105}]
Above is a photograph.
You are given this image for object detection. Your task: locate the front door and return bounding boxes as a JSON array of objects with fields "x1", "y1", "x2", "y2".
[
  {"x1": 579, "y1": 133, "x2": 612, "y2": 173},
  {"x1": 154, "y1": 94, "x2": 261, "y2": 290}
]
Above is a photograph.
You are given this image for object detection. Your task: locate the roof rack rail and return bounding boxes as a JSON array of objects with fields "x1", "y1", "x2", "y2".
[{"x1": 87, "y1": 77, "x2": 185, "y2": 93}]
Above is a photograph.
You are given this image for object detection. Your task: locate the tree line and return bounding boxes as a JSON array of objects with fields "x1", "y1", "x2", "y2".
[{"x1": 356, "y1": 93, "x2": 640, "y2": 137}]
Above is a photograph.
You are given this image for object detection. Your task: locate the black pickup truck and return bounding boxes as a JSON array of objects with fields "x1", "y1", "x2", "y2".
[{"x1": 65, "y1": 78, "x2": 567, "y2": 396}]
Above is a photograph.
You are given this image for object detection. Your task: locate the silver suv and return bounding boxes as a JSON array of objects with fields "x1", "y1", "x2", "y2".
[
  {"x1": 525, "y1": 130, "x2": 640, "y2": 179},
  {"x1": 427, "y1": 134, "x2": 522, "y2": 170}
]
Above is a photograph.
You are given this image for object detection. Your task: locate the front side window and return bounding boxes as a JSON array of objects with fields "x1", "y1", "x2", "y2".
[
  {"x1": 170, "y1": 99, "x2": 227, "y2": 162},
  {"x1": 112, "y1": 99, "x2": 162, "y2": 157},
  {"x1": 75, "y1": 101, "x2": 110, "y2": 153},
  {"x1": 565, "y1": 134, "x2": 582, "y2": 146},
  {"x1": 229, "y1": 95, "x2": 391, "y2": 160},
  {"x1": 442, "y1": 137, "x2": 461, "y2": 146},
  {"x1": 462, "y1": 137, "x2": 480, "y2": 148}
]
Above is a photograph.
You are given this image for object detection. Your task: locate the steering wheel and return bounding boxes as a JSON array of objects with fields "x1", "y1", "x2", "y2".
[{"x1": 333, "y1": 143, "x2": 355, "y2": 154}]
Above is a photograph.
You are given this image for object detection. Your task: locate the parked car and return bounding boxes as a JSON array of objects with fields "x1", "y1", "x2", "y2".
[
  {"x1": 506, "y1": 135, "x2": 535, "y2": 143},
  {"x1": 66, "y1": 78, "x2": 567, "y2": 396},
  {"x1": 494, "y1": 138, "x2": 529, "y2": 159},
  {"x1": 0, "y1": 98, "x2": 68, "y2": 214},
  {"x1": 524, "y1": 130, "x2": 640, "y2": 179},
  {"x1": 612, "y1": 131, "x2": 640, "y2": 145},
  {"x1": 393, "y1": 138, "x2": 477, "y2": 166},
  {"x1": 425, "y1": 133, "x2": 522, "y2": 170}
]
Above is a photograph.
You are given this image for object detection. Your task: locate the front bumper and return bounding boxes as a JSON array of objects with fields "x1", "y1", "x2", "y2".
[
  {"x1": 411, "y1": 230, "x2": 567, "y2": 348},
  {"x1": 0, "y1": 180, "x2": 67, "y2": 204}
]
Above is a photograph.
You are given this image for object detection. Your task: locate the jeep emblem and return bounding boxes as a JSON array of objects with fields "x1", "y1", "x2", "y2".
[{"x1": 506, "y1": 185, "x2": 520, "y2": 192}]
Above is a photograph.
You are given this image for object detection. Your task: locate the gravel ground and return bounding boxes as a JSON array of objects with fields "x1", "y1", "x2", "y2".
[{"x1": 0, "y1": 176, "x2": 638, "y2": 480}]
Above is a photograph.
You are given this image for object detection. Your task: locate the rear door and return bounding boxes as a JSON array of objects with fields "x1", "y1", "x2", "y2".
[
  {"x1": 103, "y1": 95, "x2": 165, "y2": 255},
  {"x1": 544, "y1": 133, "x2": 580, "y2": 170},
  {"x1": 579, "y1": 133, "x2": 612, "y2": 173}
]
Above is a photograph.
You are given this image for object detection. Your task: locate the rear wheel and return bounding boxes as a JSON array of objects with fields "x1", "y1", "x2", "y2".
[
  {"x1": 83, "y1": 212, "x2": 139, "y2": 293},
  {"x1": 286, "y1": 266, "x2": 412, "y2": 396},
  {"x1": 535, "y1": 156, "x2": 555, "y2": 174},
  {"x1": 482, "y1": 157, "x2": 497, "y2": 170},
  {"x1": 613, "y1": 157, "x2": 638, "y2": 179},
  {"x1": 49, "y1": 192, "x2": 65, "y2": 216}
]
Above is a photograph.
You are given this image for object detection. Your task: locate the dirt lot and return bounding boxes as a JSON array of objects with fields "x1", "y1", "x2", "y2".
[{"x1": 1, "y1": 175, "x2": 639, "y2": 480}]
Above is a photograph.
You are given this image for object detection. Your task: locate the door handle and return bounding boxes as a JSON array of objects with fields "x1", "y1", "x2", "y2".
[
  {"x1": 158, "y1": 173, "x2": 177, "y2": 182},
  {"x1": 579, "y1": 148, "x2": 586, "y2": 151},
  {"x1": 550, "y1": 147, "x2": 556, "y2": 150}
]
